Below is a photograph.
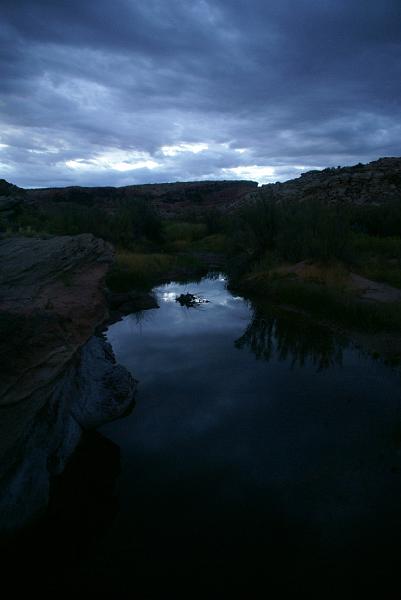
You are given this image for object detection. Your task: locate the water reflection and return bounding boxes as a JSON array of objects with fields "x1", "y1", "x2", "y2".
[
  {"x1": 235, "y1": 306, "x2": 347, "y2": 370},
  {"x1": 13, "y1": 274, "x2": 397, "y2": 594},
  {"x1": 99, "y1": 275, "x2": 401, "y2": 593}
]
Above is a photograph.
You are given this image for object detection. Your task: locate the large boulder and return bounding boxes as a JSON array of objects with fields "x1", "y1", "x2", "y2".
[{"x1": 0, "y1": 234, "x2": 137, "y2": 533}]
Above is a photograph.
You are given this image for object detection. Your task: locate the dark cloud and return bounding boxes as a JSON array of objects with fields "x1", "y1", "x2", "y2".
[{"x1": 0, "y1": 0, "x2": 400, "y2": 187}]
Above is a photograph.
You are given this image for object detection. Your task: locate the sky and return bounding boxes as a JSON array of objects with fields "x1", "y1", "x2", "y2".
[{"x1": 0, "y1": 0, "x2": 400, "y2": 188}]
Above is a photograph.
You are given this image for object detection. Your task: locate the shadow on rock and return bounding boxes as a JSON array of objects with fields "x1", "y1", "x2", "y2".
[{"x1": 1, "y1": 431, "x2": 121, "y2": 591}]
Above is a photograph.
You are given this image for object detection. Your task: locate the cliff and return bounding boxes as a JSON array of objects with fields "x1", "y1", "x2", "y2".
[{"x1": 0, "y1": 234, "x2": 137, "y2": 533}]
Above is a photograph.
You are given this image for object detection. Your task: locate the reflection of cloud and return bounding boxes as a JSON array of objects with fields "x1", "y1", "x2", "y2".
[
  {"x1": 156, "y1": 277, "x2": 244, "y2": 309},
  {"x1": 104, "y1": 275, "x2": 401, "y2": 539},
  {"x1": 161, "y1": 292, "x2": 177, "y2": 303},
  {"x1": 101, "y1": 272, "x2": 401, "y2": 569}
]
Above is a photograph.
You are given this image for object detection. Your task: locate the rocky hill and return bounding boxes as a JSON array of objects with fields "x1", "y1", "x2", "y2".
[
  {"x1": 0, "y1": 179, "x2": 25, "y2": 196},
  {"x1": 1, "y1": 157, "x2": 401, "y2": 227},
  {"x1": 24, "y1": 179, "x2": 259, "y2": 217},
  {"x1": 260, "y1": 157, "x2": 401, "y2": 205}
]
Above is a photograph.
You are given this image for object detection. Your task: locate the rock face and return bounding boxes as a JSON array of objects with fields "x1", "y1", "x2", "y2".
[
  {"x1": 0, "y1": 234, "x2": 136, "y2": 533},
  {"x1": 260, "y1": 157, "x2": 401, "y2": 205},
  {"x1": 0, "y1": 234, "x2": 114, "y2": 405}
]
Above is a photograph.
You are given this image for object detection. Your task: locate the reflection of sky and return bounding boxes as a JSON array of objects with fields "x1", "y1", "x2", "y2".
[{"x1": 103, "y1": 276, "x2": 401, "y2": 558}]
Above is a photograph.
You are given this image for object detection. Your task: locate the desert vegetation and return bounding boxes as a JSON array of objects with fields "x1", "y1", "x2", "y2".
[{"x1": 4, "y1": 186, "x2": 401, "y2": 337}]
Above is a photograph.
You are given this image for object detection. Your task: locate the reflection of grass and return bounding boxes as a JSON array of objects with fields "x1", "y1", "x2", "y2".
[
  {"x1": 235, "y1": 305, "x2": 347, "y2": 371},
  {"x1": 236, "y1": 275, "x2": 401, "y2": 333},
  {"x1": 107, "y1": 251, "x2": 174, "y2": 292}
]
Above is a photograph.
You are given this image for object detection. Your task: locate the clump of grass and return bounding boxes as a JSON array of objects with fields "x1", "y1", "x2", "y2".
[
  {"x1": 270, "y1": 261, "x2": 349, "y2": 288},
  {"x1": 351, "y1": 233, "x2": 401, "y2": 288},
  {"x1": 236, "y1": 275, "x2": 401, "y2": 333},
  {"x1": 107, "y1": 251, "x2": 174, "y2": 292},
  {"x1": 164, "y1": 221, "x2": 208, "y2": 243}
]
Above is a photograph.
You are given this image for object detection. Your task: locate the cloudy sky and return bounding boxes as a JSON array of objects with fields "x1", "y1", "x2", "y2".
[{"x1": 1, "y1": 0, "x2": 400, "y2": 188}]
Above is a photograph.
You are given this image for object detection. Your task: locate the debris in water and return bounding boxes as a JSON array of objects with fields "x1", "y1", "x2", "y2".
[{"x1": 175, "y1": 293, "x2": 210, "y2": 308}]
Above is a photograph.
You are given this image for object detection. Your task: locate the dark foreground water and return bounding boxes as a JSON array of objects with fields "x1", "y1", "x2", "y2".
[
  {"x1": 97, "y1": 275, "x2": 401, "y2": 593},
  {"x1": 8, "y1": 275, "x2": 401, "y2": 594}
]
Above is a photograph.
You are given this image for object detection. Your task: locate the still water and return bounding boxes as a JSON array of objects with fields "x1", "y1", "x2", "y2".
[{"x1": 92, "y1": 275, "x2": 401, "y2": 591}]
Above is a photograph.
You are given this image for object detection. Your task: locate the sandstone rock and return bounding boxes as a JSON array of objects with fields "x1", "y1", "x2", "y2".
[
  {"x1": 107, "y1": 290, "x2": 159, "y2": 313},
  {"x1": 0, "y1": 234, "x2": 114, "y2": 406},
  {"x1": 0, "y1": 234, "x2": 137, "y2": 533}
]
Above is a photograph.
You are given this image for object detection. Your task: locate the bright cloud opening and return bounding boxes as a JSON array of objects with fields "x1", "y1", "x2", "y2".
[
  {"x1": 65, "y1": 150, "x2": 160, "y2": 172},
  {"x1": 161, "y1": 143, "x2": 209, "y2": 157},
  {"x1": 222, "y1": 165, "x2": 276, "y2": 184}
]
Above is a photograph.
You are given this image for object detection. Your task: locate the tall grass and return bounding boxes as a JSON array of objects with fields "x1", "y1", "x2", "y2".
[
  {"x1": 107, "y1": 251, "x2": 174, "y2": 292},
  {"x1": 227, "y1": 198, "x2": 351, "y2": 267},
  {"x1": 14, "y1": 199, "x2": 163, "y2": 247},
  {"x1": 352, "y1": 233, "x2": 401, "y2": 258}
]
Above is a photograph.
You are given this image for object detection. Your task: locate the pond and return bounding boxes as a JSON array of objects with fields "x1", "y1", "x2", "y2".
[{"x1": 85, "y1": 274, "x2": 401, "y2": 593}]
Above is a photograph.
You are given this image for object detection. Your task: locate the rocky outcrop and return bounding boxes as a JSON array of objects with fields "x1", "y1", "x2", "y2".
[
  {"x1": 0, "y1": 234, "x2": 136, "y2": 533},
  {"x1": 260, "y1": 157, "x2": 401, "y2": 205},
  {"x1": 0, "y1": 234, "x2": 115, "y2": 406},
  {"x1": 0, "y1": 179, "x2": 24, "y2": 197}
]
